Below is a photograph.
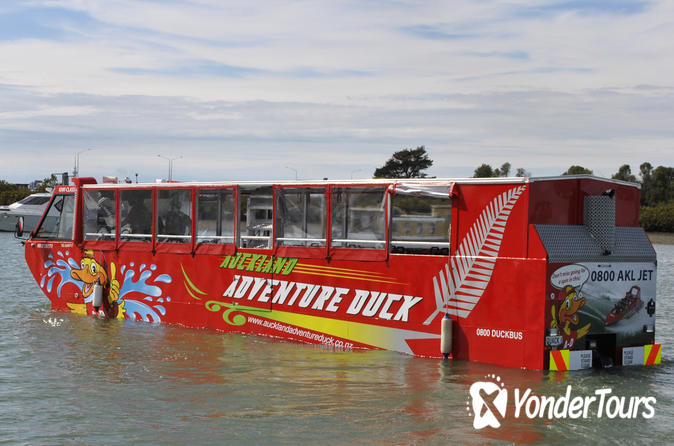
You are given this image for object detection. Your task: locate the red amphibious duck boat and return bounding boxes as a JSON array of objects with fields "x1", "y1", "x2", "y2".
[{"x1": 18, "y1": 175, "x2": 660, "y2": 370}]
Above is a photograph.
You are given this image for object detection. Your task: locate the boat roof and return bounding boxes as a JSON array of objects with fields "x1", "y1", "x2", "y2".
[{"x1": 77, "y1": 174, "x2": 641, "y2": 190}]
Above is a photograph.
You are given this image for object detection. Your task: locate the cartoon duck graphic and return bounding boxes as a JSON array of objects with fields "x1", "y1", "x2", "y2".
[
  {"x1": 550, "y1": 285, "x2": 591, "y2": 350},
  {"x1": 68, "y1": 250, "x2": 124, "y2": 318}
]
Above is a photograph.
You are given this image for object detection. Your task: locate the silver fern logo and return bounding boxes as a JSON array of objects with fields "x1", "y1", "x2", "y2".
[{"x1": 425, "y1": 185, "x2": 527, "y2": 324}]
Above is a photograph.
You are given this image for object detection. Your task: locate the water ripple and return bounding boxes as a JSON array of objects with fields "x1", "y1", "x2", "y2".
[{"x1": 0, "y1": 234, "x2": 672, "y2": 445}]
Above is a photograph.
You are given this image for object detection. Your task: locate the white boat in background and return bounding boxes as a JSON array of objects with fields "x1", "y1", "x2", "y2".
[{"x1": 0, "y1": 193, "x2": 52, "y2": 232}]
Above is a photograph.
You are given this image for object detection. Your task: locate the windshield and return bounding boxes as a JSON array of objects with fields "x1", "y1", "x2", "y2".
[
  {"x1": 33, "y1": 194, "x2": 75, "y2": 240},
  {"x1": 18, "y1": 195, "x2": 51, "y2": 206}
]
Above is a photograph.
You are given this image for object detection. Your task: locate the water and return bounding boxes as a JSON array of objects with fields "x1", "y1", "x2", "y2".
[{"x1": 1, "y1": 231, "x2": 672, "y2": 445}]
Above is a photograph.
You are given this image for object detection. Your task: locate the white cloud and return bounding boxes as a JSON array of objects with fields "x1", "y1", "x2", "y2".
[{"x1": 0, "y1": 0, "x2": 673, "y2": 183}]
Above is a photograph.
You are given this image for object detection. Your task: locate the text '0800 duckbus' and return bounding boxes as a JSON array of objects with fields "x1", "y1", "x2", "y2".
[{"x1": 19, "y1": 175, "x2": 661, "y2": 370}]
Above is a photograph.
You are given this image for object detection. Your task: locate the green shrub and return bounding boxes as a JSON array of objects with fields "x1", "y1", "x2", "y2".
[
  {"x1": 640, "y1": 202, "x2": 674, "y2": 232},
  {"x1": 0, "y1": 181, "x2": 31, "y2": 206}
]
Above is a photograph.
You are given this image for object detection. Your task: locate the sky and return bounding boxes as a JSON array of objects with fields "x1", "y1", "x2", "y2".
[{"x1": 1, "y1": 0, "x2": 673, "y2": 184}]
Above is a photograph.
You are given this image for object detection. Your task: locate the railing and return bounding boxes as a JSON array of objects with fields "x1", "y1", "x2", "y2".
[
  {"x1": 332, "y1": 238, "x2": 384, "y2": 245},
  {"x1": 240, "y1": 235, "x2": 270, "y2": 241},
  {"x1": 196, "y1": 235, "x2": 234, "y2": 244},
  {"x1": 240, "y1": 235, "x2": 271, "y2": 248},
  {"x1": 331, "y1": 238, "x2": 386, "y2": 249},
  {"x1": 390, "y1": 240, "x2": 449, "y2": 247},
  {"x1": 277, "y1": 236, "x2": 326, "y2": 243},
  {"x1": 84, "y1": 232, "x2": 116, "y2": 240},
  {"x1": 158, "y1": 234, "x2": 191, "y2": 242},
  {"x1": 119, "y1": 233, "x2": 152, "y2": 241}
]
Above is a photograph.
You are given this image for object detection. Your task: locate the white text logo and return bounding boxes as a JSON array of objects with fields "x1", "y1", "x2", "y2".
[{"x1": 468, "y1": 376, "x2": 656, "y2": 429}]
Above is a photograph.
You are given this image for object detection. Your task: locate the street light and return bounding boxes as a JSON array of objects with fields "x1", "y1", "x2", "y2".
[
  {"x1": 350, "y1": 169, "x2": 362, "y2": 179},
  {"x1": 285, "y1": 166, "x2": 298, "y2": 180},
  {"x1": 73, "y1": 148, "x2": 92, "y2": 178},
  {"x1": 158, "y1": 155, "x2": 182, "y2": 181}
]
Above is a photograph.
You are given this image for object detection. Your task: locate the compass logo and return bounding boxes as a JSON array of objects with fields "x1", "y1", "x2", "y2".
[{"x1": 467, "y1": 374, "x2": 508, "y2": 429}]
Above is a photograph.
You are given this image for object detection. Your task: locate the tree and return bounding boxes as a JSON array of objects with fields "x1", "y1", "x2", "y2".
[
  {"x1": 639, "y1": 164, "x2": 674, "y2": 207},
  {"x1": 639, "y1": 162, "x2": 654, "y2": 205},
  {"x1": 515, "y1": 167, "x2": 530, "y2": 177},
  {"x1": 640, "y1": 202, "x2": 674, "y2": 232},
  {"x1": 473, "y1": 162, "x2": 529, "y2": 178},
  {"x1": 373, "y1": 146, "x2": 433, "y2": 178},
  {"x1": 0, "y1": 180, "x2": 31, "y2": 206},
  {"x1": 611, "y1": 164, "x2": 637, "y2": 183},
  {"x1": 494, "y1": 162, "x2": 511, "y2": 177},
  {"x1": 0, "y1": 175, "x2": 60, "y2": 205},
  {"x1": 35, "y1": 175, "x2": 59, "y2": 192},
  {"x1": 563, "y1": 165, "x2": 593, "y2": 175},
  {"x1": 640, "y1": 162, "x2": 653, "y2": 181},
  {"x1": 649, "y1": 166, "x2": 674, "y2": 204},
  {"x1": 639, "y1": 163, "x2": 674, "y2": 230},
  {"x1": 473, "y1": 164, "x2": 495, "y2": 178}
]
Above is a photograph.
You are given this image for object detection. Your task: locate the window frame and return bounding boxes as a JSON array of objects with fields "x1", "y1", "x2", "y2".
[
  {"x1": 117, "y1": 187, "x2": 155, "y2": 252},
  {"x1": 273, "y1": 184, "x2": 329, "y2": 260},
  {"x1": 74, "y1": 180, "x2": 454, "y2": 260},
  {"x1": 32, "y1": 193, "x2": 77, "y2": 241},
  {"x1": 155, "y1": 186, "x2": 195, "y2": 254},
  {"x1": 81, "y1": 188, "x2": 118, "y2": 251},
  {"x1": 327, "y1": 184, "x2": 389, "y2": 262},
  {"x1": 389, "y1": 193, "x2": 452, "y2": 256},
  {"x1": 237, "y1": 185, "x2": 274, "y2": 252},
  {"x1": 195, "y1": 185, "x2": 237, "y2": 256}
]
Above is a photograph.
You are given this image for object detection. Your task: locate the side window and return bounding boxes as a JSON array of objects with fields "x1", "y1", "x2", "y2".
[
  {"x1": 391, "y1": 195, "x2": 451, "y2": 255},
  {"x1": 239, "y1": 186, "x2": 272, "y2": 249},
  {"x1": 83, "y1": 190, "x2": 116, "y2": 241},
  {"x1": 197, "y1": 189, "x2": 235, "y2": 244},
  {"x1": 276, "y1": 188, "x2": 326, "y2": 247},
  {"x1": 34, "y1": 194, "x2": 75, "y2": 240},
  {"x1": 331, "y1": 187, "x2": 386, "y2": 249},
  {"x1": 157, "y1": 189, "x2": 192, "y2": 243},
  {"x1": 120, "y1": 190, "x2": 152, "y2": 242}
]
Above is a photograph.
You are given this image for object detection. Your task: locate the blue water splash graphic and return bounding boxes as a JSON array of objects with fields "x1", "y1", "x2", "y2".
[
  {"x1": 155, "y1": 274, "x2": 171, "y2": 283},
  {"x1": 116, "y1": 263, "x2": 172, "y2": 323},
  {"x1": 41, "y1": 253, "x2": 81, "y2": 298},
  {"x1": 40, "y1": 253, "x2": 173, "y2": 322}
]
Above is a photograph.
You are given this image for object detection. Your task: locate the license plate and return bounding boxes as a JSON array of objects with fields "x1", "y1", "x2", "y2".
[{"x1": 545, "y1": 335, "x2": 563, "y2": 347}]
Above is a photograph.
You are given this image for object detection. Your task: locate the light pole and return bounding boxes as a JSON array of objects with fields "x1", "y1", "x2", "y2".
[
  {"x1": 158, "y1": 155, "x2": 182, "y2": 181},
  {"x1": 73, "y1": 148, "x2": 92, "y2": 178},
  {"x1": 350, "y1": 169, "x2": 362, "y2": 179},
  {"x1": 285, "y1": 166, "x2": 298, "y2": 180}
]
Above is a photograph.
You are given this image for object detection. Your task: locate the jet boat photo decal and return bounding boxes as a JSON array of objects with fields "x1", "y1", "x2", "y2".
[
  {"x1": 547, "y1": 262, "x2": 656, "y2": 349},
  {"x1": 425, "y1": 184, "x2": 527, "y2": 323},
  {"x1": 605, "y1": 285, "x2": 644, "y2": 326}
]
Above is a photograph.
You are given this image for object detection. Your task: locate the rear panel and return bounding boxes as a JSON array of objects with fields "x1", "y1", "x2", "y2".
[{"x1": 532, "y1": 177, "x2": 658, "y2": 370}]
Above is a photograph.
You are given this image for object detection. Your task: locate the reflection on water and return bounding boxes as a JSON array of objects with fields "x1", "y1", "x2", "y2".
[{"x1": 1, "y1": 233, "x2": 673, "y2": 445}]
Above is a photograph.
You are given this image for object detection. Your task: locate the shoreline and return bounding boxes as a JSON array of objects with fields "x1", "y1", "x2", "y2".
[{"x1": 647, "y1": 232, "x2": 674, "y2": 245}]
